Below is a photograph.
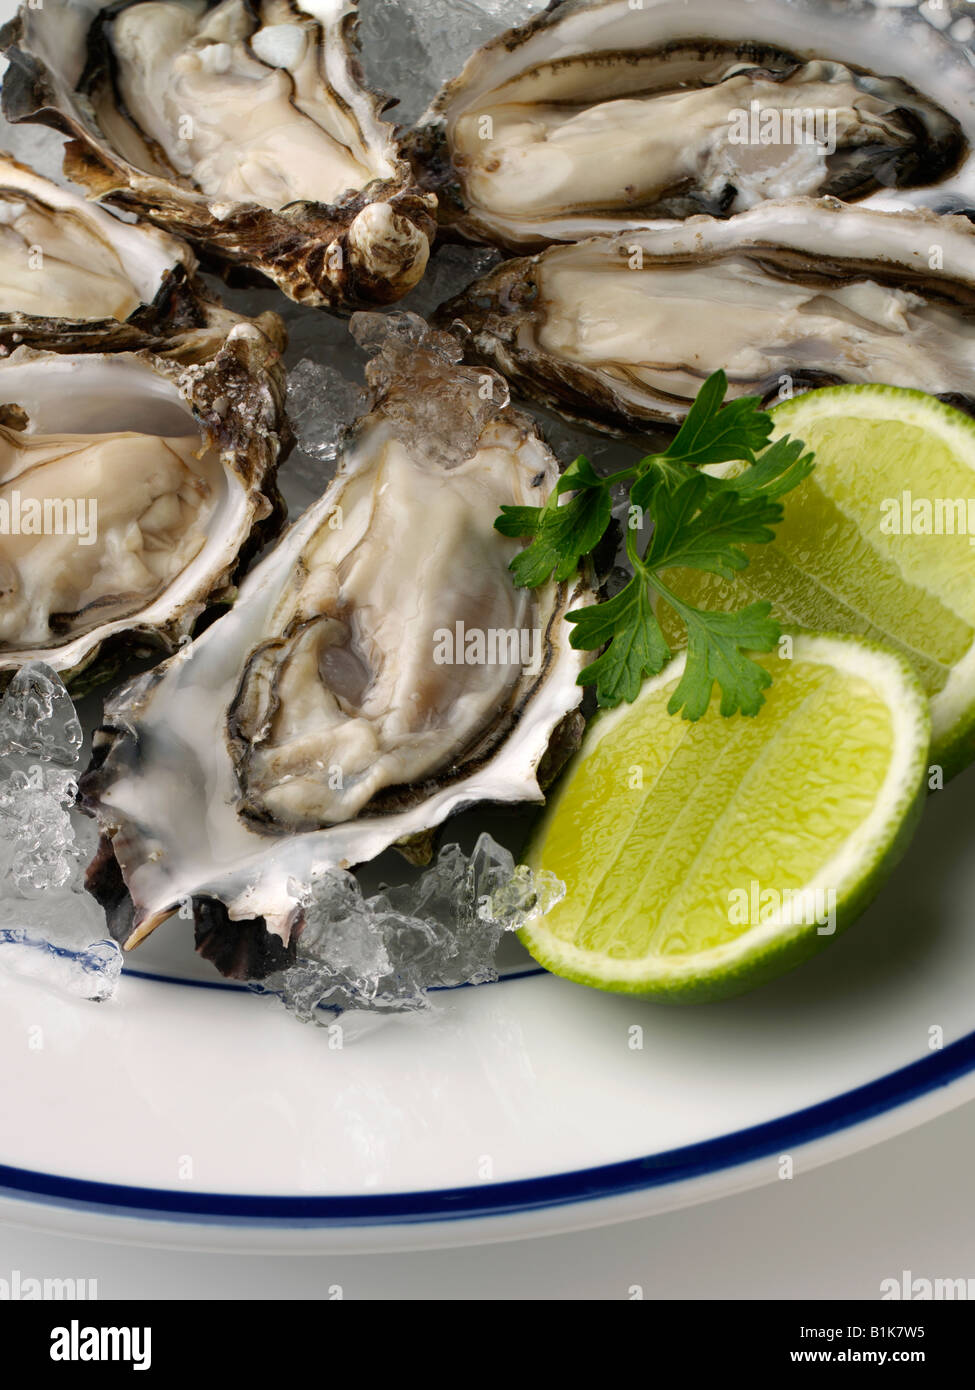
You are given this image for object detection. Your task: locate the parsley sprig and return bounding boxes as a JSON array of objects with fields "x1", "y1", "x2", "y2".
[{"x1": 495, "y1": 371, "x2": 815, "y2": 720}]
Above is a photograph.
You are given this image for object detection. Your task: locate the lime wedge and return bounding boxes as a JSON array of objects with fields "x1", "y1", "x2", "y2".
[
  {"x1": 521, "y1": 635, "x2": 929, "y2": 1002},
  {"x1": 656, "y1": 385, "x2": 975, "y2": 777}
]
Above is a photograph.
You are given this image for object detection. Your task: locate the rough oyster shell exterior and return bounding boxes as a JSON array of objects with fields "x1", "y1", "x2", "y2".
[
  {"x1": 0, "y1": 149, "x2": 285, "y2": 362},
  {"x1": 0, "y1": 0, "x2": 437, "y2": 311},
  {"x1": 438, "y1": 198, "x2": 975, "y2": 433}
]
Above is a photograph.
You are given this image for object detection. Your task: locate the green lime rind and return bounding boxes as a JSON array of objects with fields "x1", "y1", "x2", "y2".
[{"x1": 519, "y1": 631, "x2": 930, "y2": 1004}]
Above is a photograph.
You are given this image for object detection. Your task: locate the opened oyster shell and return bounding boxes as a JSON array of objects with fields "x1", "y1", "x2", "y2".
[
  {"x1": 0, "y1": 150, "x2": 283, "y2": 360},
  {"x1": 440, "y1": 198, "x2": 975, "y2": 432},
  {"x1": 0, "y1": 325, "x2": 287, "y2": 692},
  {"x1": 411, "y1": 0, "x2": 974, "y2": 251},
  {"x1": 80, "y1": 318, "x2": 592, "y2": 980},
  {"x1": 0, "y1": 0, "x2": 437, "y2": 310}
]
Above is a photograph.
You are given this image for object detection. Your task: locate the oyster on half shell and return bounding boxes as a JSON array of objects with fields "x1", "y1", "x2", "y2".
[
  {"x1": 0, "y1": 150, "x2": 284, "y2": 361},
  {"x1": 0, "y1": 325, "x2": 287, "y2": 692},
  {"x1": 0, "y1": 0, "x2": 437, "y2": 310},
  {"x1": 440, "y1": 199, "x2": 975, "y2": 433},
  {"x1": 411, "y1": 0, "x2": 974, "y2": 251},
  {"x1": 80, "y1": 318, "x2": 592, "y2": 980}
]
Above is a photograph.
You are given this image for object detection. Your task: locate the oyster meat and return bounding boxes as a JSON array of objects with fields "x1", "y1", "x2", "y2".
[
  {"x1": 0, "y1": 325, "x2": 287, "y2": 690},
  {"x1": 1, "y1": 0, "x2": 437, "y2": 310},
  {"x1": 0, "y1": 150, "x2": 282, "y2": 360},
  {"x1": 441, "y1": 198, "x2": 975, "y2": 432},
  {"x1": 411, "y1": 0, "x2": 973, "y2": 250},
  {"x1": 80, "y1": 318, "x2": 592, "y2": 979}
]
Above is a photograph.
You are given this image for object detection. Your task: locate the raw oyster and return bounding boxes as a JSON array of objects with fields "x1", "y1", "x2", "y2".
[
  {"x1": 0, "y1": 325, "x2": 287, "y2": 691},
  {"x1": 440, "y1": 198, "x2": 975, "y2": 432},
  {"x1": 0, "y1": 150, "x2": 283, "y2": 361},
  {"x1": 411, "y1": 0, "x2": 973, "y2": 250},
  {"x1": 80, "y1": 317, "x2": 592, "y2": 980},
  {"x1": 0, "y1": 0, "x2": 437, "y2": 310}
]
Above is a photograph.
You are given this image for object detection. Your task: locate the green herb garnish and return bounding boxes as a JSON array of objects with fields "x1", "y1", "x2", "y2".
[{"x1": 494, "y1": 371, "x2": 815, "y2": 719}]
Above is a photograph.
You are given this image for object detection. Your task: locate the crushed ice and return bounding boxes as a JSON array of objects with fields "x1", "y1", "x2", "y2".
[
  {"x1": 0, "y1": 663, "x2": 121, "y2": 1001},
  {"x1": 0, "y1": 666, "x2": 562, "y2": 1020},
  {"x1": 283, "y1": 244, "x2": 504, "y2": 502},
  {"x1": 359, "y1": 0, "x2": 551, "y2": 126},
  {"x1": 286, "y1": 359, "x2": 366, "y2": 465},
  {"x1": 255, "y1": 833, "x2": 565, "y2": 1023},
  {"x1": 350, "y1": 310, "x2": 512, "y2": 468}
]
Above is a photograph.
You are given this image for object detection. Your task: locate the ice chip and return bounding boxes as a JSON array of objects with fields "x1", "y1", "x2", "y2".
[
  {"x1": 0, "y1": 763, "x2": 82, "y2": 896},
  {"x1": 358, "y1": 0, "x2": 550, "y2": 126},
  {"x1": 351, "y1": 309, "x2": 440, "y2": 358},
  {"x1": 10, "y1": 843, "x2": 75, "y2": 897},
  {"x1": 80, "y1": 940, "x2": 125, "y2": 1001},
  {"x1": 0, "y1": 662, "x2": 83, "y2": 764},
  {"x1": 300, "y1": 868, "x2": 393, "y2": 985},
  {"x1": 257, "y1": 834, "x2": 565, "y2": 1025},
  {"x1": 0, "y1": 884, "x2": 108, "y2": 948},
  {"x1": 479, "y1": 862, "x2": 566, "y2": 932},
  {"x1": 350, "y1": 310, "x2": 510, "y2": 469},
  {"x1": 0, "y1": 929, "x2": 123, "y2": 1001},
  {"x1": 286, "y1": 358, "x2": 366, "y2": 464}
]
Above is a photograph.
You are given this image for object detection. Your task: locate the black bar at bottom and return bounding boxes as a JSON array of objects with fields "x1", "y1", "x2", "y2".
[{"x1": 0, "y1": 1296, "x2": 970, "y2": 1372}]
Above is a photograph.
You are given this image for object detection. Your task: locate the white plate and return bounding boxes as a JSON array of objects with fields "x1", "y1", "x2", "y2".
[{"x1": 2, "y1": 761, "x2": 975, "y2": 1253}]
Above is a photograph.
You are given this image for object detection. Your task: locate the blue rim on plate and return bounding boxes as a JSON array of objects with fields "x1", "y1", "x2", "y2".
[
  {"x1": 118, "y1": 963, "x2": 548, "y2": 993},
  {"x1": 3, "y1": 1027, "x2": 974, "y2": 1228}
]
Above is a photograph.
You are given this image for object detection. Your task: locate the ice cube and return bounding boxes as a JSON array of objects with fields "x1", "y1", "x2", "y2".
[
  {"x1": 0, "y1": 928, "x2": 123, "y2": 1002},
  {"x1": 285, "y1": 358, "x2": 366, "y2": 464},
  {"x1": 0, "y1": 663, "x2": 83, "y2": 764}
]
